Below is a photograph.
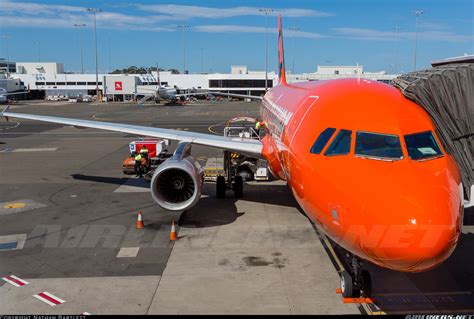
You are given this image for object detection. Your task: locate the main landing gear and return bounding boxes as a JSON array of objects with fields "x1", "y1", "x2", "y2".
[
  {"x1": 216, "y1": 175, "x2": 244, "y2": 199},
  {"x1": 340, "y1": 255, "x2": 372, "y2": 298},
  {"x1": 216, "y1": 150, "x2": 245, "y2": 199}
]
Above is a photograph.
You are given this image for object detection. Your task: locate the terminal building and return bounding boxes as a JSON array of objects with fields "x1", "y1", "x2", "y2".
[{"x1": 1, "y1": 60, "x2": 397, "y2": 101}]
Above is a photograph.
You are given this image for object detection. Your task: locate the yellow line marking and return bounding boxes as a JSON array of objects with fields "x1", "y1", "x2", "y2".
[
  {"x1": 207, "y1": 121, "x2": 227, "y2": 136},
  {"x1": 3, "y1": 202, "x2": 26, "y2": 209},
  {"x1": 321, "y1": 233, "x2": 345, "y2": 273}
]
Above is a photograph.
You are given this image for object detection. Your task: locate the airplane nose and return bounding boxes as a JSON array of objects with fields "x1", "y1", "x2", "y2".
[{"x1": 363, "y1": 186, "x2": 462, "y2": 272}]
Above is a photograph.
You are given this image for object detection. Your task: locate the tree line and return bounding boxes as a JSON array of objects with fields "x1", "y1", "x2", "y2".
[{"x1": 110, "y1": 66, "x2": 181, "y2": 74}]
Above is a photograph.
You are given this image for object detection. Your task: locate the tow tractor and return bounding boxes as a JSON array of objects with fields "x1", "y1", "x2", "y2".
[
  {"x1": 213, "y1": 117, "x2": 269, "y2": 199},
  {"x1": 122, "y1": 138, "x2": 171, "y2": 175}
]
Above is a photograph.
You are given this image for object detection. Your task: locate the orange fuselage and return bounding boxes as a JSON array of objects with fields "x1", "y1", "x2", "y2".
[{"x1": 260, "y1": 78, "x2": 463, "y2": 272}]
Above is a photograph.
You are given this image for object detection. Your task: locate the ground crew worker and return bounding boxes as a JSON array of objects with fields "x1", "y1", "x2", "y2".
[
  {"x1": 140, "y1": 145, "x2": 149, "y2": 158},
  {"x1": 134, "y1": 152, "x2": 143, "y2": 177},
  {"x1": 140, "y1": 145, "x2": 150, "y2": 169},
  {"x1": 255, "y1": 118, "x2": 267, "y2": 137}
]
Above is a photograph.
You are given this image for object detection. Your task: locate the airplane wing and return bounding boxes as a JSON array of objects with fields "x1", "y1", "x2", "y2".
[
  {"x1": 3, "y1": 91, "x2": 29, "y2": 96},
  {"x1": 135, "y1": 89, "x2": 263, "y2": 101},
  {"x1": 1, "y1": 106, "x2": 263, "y2": 155},
  {"x1": 210, "y1": 92, "x2": 263, "y2": 101}
]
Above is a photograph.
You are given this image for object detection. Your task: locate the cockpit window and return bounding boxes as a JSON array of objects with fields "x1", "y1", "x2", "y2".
[
  {"x1": 311, "y1": 128, "x2": 336, "y2": 154},
  {"x1": 325, "y1": 129, "x2": 352, "y2": 156},
  {"x1": 404, "y1": 131, "x2": 443, "y2": 160},
  {"x1": 355, "y1": 131, "x2": 403, "y2": 160}
]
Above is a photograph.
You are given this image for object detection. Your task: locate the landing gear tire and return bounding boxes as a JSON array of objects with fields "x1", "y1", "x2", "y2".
[
  {"x1": 233, "y1": 175, "x2": 243, "y2": 198},
  {"x1": 216, "y1": 176, "x2": 226, "y2": 198},
  {"x1": 340, "y1": 271, "x2": 354, "y2": 298},
  {"x1": 237, "y1": 166, "x2": 254, "y2": 181},
  {"x1": 360, "y1": 270, "x2": 372, "y2": 298}
]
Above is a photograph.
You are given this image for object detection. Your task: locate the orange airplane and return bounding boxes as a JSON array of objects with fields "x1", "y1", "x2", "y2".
[{"x1": 2, "y1": 16, "x2": 464, "y2": 298}]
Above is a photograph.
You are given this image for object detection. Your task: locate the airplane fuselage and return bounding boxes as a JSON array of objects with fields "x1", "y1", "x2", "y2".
[
  {"x1": 260, "y1": 78, "x2": 463, "y2": 272},
  {"x1": 157, "y1": 86, "x2": 182, "y2": 102}
]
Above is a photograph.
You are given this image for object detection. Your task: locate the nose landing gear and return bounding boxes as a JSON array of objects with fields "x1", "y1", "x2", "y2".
[{"x1": 340, "y1": 255, "x2": 372, "y2": 298}]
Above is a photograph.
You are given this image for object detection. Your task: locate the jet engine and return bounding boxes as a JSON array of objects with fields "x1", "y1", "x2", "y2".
[{"x1": 150, "y1": 142, "x2": 203, "y2": 211}]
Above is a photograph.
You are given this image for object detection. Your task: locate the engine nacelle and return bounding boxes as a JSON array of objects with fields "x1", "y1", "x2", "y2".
[{"x1": 150, "y1": 142, "x2": 203, "y2": 211}]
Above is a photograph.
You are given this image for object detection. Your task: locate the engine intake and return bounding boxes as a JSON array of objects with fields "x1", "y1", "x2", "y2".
[{"x1": 150, "y1": 142, "x2": 203, "y2": 211}]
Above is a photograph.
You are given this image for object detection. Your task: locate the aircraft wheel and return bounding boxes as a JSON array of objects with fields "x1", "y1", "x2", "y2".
[
  {"x1": 233, "y1": 175, "x2": 243, "y2": 198},
  {"x1": 340, "y1": 271, "x2": 354, "y2": 298},
  {"x1": 216, "y1": 176, "x2": 226, "y2": 198},
  {"x1": 360, "y1": 270, "x2": 372, "y2": 298},
  {"x1": 237, "y1": 166, "x2": 254, "y2": 181}
]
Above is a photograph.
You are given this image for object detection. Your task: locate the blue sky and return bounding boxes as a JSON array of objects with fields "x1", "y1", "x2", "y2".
[{"x1": 0, "y1": 0, "x2": 472, "y2": 74}]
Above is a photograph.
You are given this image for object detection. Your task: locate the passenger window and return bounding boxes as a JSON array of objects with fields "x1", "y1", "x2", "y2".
[
  {"x1": 325, "y1": 129, "x2": 352, "y2": 156},
  {"x1": 310, "y1": 128, "x2": 336, "y2": 154}
]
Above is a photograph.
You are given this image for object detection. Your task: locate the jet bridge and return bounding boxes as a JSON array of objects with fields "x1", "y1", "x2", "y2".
[{"x1": 392, "y1": 61, "x2": 473, "y2": 203}]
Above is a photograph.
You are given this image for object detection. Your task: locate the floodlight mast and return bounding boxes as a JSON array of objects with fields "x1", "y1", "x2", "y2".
[
  {"x1": 87, "y1": 8, "x2": 102, "y2": 100},
  {"x1": 259, "y1": 8, "x2": 274, "y2": 91}
]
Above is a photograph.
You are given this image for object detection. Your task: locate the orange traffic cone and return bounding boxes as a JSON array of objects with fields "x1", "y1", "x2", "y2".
[
  {"x1": 169, "y1": 220, "x2": 178, "y2": 241},
  {"x1": 136, "y1": 211, "x2": 145, "y2": 229}
]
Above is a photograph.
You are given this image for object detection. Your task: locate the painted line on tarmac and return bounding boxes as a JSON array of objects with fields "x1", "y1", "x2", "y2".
[
  {"x1": 2, "y1": 275, "x2": 29, "y2": 287},
  {"x1": 0, "y1": 199, "x2": 47, "y2": 216},
  {"x1": 0, "y1": 147, "x2": 57, "y2": 153},
  {"x1": 0, "y1": 234, "x2": 27, "y2": 251},
  {"x1": 81, "y1": 312, "x2": 91, "y2": 315},
  {"x1": 207, "y1": 121, "x2": 227, "y2": 136},
  {"x1": 33, "y1": 292, "x2": 66, "y2": 307},
  {"x1": 0, "y1": 121, "x2": 20, "y2": 131},
  {"x1": 117, "y1": 247, "x2": 140, "y2": 258}
]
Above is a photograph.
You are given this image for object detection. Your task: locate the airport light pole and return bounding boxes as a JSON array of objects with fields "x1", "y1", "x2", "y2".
[
  {"x1": 288, "y1": 26, "x2": 300, "y2": 74},
  {"x1": 200, "y1": 47, "x2": 204, "y2": 74},
  {"x1": 413, "y1": 10, "x2": 424, "y2": 71},
  {"x1": 392, "y1": 26, "x2": 401, "y2": 74},
  {"x1": 37, "y1": 41, "x2": 41, "y2": 62},
  {"x1": 259, "y1": 8, "x2": 273, "y2": 91},
  {"x1": 87, "y1": 8, "x2": 101, "y2": 99},
  {"x1": 1, "y1": 35, "x2": 11, "y2": 71},
  {"x1": 74, "y1": 24, "x2": 86, "y2": 74},
  {"x1": 178, "y1": 25, "x2": 189, "y2": 74}
]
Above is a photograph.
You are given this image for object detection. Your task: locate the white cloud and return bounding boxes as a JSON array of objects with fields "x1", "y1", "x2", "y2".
[
  {"x1": 137, "y1": 4, "x2": 333, "y2": 18},
  {"x1": 333, "y1": 27, "x2": 473, "y2": 43},
  {"x1": 194, "y1": 25, "x2": 326, "y2": 39},
  {"x1": 0, "y1": 1, "x2": 177, "y2": 32},
  {"x1": 0, "y1": 1, "x2": 331, "y2": 35},
  {"x1": 0, "y1": 0, "x2": 85, "y2": 15}
]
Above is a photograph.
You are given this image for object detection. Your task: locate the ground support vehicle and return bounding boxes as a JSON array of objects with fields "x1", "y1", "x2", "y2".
[{"x1": 122, "y1": 138, "x2": 170, "y2": 175}]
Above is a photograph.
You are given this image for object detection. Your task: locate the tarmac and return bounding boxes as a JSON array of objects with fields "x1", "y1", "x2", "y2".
[{"x1": 0, "y1": 99, "x2": 472, "y2": 314}]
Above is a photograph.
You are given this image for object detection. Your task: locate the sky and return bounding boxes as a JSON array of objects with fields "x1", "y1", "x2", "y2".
[{"x1": 0, "y1": 0, "x2": 472, "y2": 74}]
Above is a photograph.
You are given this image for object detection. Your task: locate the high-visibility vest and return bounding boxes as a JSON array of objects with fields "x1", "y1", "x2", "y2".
[
  {"x1": 255, "y1": 122, "x2": 261, "y2": 129},
  {"x1": 135, "y1": 154, "x2": 142, "y2": 161},
  {"x1": 140, "y1": 148, "x2": 148, "y2": 154}
]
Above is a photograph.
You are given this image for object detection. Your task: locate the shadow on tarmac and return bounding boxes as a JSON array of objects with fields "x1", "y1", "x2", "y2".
[
  {"x1": 72, "y1": 174, "x2": 149, "y2": 188},
  {"x1": 463, "y1": 206, "x2": 474, "y2": 225},
  {"x1": 179, "y1": 182, "x2": 297, "y2": 228}
]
